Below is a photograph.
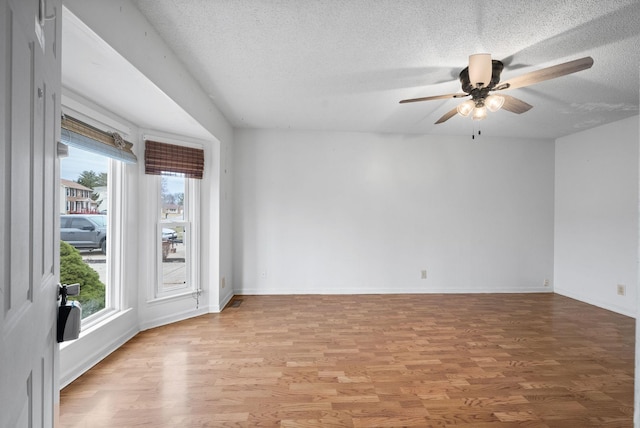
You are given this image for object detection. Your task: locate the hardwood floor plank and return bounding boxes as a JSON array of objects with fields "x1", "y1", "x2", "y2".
[{"x1": 60, "y1": 294, "x2": 634, "y2": 427}]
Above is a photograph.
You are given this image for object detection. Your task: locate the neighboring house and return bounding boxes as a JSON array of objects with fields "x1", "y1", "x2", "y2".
[
  {"x1": 162, "y1": 203, "x2": 183, "y2": 219},
  {"x1": 93, "y1": 185, "x2": 108, "y2": 214},
  {"x1": 61, "y1": 178, "x2": 98, "y2": 214}
]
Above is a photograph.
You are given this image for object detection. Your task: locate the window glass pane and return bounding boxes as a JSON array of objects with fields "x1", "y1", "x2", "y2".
[
  {"x1": 160, "y1": 222, "x2": 187, "y2": 292},
  {"x1": 161, "y1": 175, "x2": 185, "y2": 221},
  {"x1": 60, "y1": 146, "x2": 109, "y2": 319},
  {"x1": 158, "y1": 174, "x2": 191, "y2": 295}
]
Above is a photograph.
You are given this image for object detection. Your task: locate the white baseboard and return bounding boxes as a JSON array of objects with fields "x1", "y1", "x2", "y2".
[
  {"x1": 139, "y1": 305, "x2": 211, "y2": 331},
  {"x1": 235, "y1": 286, "x2": 553, "y2": 295},
  {"x1": 215, "y1": 290, "x2": 234, "y2": 312},
  {"x1": 554, "y1": 288, "x2": 636, "y2": 318}
]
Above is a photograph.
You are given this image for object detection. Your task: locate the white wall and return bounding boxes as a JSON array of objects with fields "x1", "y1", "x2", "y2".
[
  {"x1": 233, "y1": 130, "x2": 555, "y2": 294},
  {"x1": 555, "y1": 116, "x2": 639, "y2": 317},
  {"x1": 635, "y1": 108, "x2": 640, "y2": 428},
  {"x1": 218, "y1": 138, "x2": 235, "y2": 308}
]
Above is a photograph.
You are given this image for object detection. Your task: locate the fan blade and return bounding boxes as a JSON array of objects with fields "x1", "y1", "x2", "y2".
[
  {"x1": 400, "y1": 93, "x2": 468, "y2": 104},
  {"x1": 498, "y1": 56, "x2": 593, "y2": 91},
  {"x1": 501, "y1": 95, "x2": 533, "y2": 114},
  {"x1": 435, "y1": 107, "x2": 459, "y2": 124}
]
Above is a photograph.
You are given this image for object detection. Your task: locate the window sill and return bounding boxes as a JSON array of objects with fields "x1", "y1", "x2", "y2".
[
  {"x1": 78, "y1": 307, "x2": 118, "y2": 331},
  {"x1": 60, "y1": 307, "x2": 133, "y2": 351},
  {"x1": 146, "y1": 289, "x2": 200, "y2": 305}
]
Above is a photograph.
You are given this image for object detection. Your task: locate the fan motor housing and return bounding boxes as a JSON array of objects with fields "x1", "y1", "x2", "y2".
[{"x1": 459, "y1": 60, "x2": 504, "y2": 94}]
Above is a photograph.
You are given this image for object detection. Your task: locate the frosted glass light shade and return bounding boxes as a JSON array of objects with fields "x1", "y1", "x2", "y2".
[
  {"x1": 485, "y1": 95, "x2": 505, "y2": 112},
  {"x1": 457, "y1": 100, "x2": 475, "y2": 116},
  {"x1": 468, "y1": 53, "x2": 492, "y2": 88},
  {"x1": 472, "y1": 106, "x2": 487, "y2": 121}
]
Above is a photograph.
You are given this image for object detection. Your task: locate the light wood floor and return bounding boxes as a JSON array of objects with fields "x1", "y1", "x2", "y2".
[{"x1": 60, "y1": 294, "x2": 634, "y2": 427}]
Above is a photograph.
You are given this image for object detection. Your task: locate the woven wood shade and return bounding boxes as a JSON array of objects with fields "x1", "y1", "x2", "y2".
[
  {"x1": 144, "y1": 140, "x2": 204, "y2": 179},
  {"x1": 61, "y1": 115, "x2": 137, "y2": 163}
]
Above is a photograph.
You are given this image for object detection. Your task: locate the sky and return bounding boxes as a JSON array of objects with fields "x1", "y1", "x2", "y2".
[{"x1": 61, "y1": 146, "x2": 108, "y2": 181}]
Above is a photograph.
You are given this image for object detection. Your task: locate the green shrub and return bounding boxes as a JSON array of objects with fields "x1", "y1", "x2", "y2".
[{"x1": 60, "y1": 241, "x2": 105, "y2": 317}]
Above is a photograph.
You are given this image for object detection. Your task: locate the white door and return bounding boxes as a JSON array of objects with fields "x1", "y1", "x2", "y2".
[{"x1": 0, "y1": 0, "x2": 62, "y2": 427}]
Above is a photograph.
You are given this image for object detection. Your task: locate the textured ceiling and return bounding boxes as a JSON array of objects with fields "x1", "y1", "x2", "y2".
[{"x1": 77, "y1": 1, "x2": 640, "y2": 139}]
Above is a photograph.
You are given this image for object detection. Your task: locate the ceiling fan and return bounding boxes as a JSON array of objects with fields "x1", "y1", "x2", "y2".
[{"x1": 399, "y1": 54, "x2": 594, "y2": 124}]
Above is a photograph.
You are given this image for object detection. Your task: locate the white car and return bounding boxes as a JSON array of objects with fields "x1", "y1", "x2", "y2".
[{"x1": 162, "y1": 228, "x2": 177, "y2": 241}]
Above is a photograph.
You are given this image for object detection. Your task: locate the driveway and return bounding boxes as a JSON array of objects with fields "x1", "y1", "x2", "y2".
[{"x1": 78, "y1": 244, "x2": 186, "y2": 286}]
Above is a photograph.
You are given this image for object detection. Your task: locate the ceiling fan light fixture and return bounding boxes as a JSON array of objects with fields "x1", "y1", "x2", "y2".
[
  {"x1": 485, "y1": 94, "x2": 505, "y2": 112},
  {"x1": 472, "y1": 106, "x2": 487, "y2": 121},
  {"x1": 399, "y1": 54, "x2": 594, "y2": 126},
  {"x1": 468, "y1": 53, "x2": 492, "y2": 88},
  {"x1": 457, "y1": 100, "x2": 475, "y2": 117}
]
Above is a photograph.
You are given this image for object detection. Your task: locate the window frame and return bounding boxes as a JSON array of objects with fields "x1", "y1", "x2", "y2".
[{"x1": 152, "y1": 172, "x2": 200, "y2": 300}]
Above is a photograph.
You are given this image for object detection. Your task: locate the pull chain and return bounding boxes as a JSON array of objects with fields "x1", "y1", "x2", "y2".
[{"x1": 472, "y1": 122, "x2": 481, "y2": 140}]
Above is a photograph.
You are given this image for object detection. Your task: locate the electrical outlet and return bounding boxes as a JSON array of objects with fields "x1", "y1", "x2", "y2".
[
  {"x1": 617, "y1": 284, "x2": 626, "y2": 296},
  {"x1": 421, "y1": 270, "x2": 427, "y2": 279},
  {"x1": 261, "y1": 271, "x2": 267, "y2": 279},
  {"x1": 543, "y1": 279, "x2": 550, "y2": 287},
  {"x1": 221, "y1": 276, "x2": 226, "y2": 289}
]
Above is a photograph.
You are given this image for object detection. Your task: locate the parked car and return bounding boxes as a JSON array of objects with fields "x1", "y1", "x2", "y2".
[
  {"x1": 162, "y1": 228, "x2": 177, "y2": 241},
  {"x1": 60, "y1": 214, "x2": 107, "y2": 254},
  {"x1": 161, "y1": 227, "x2": 177, "y2": 260}
]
